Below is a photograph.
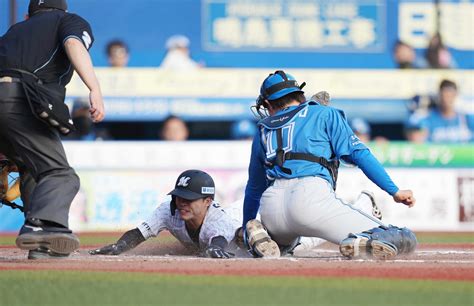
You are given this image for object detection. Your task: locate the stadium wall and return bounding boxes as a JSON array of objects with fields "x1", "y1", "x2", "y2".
[{"x1": 1, "y1": 142, "x2": 473, "y2": 232}]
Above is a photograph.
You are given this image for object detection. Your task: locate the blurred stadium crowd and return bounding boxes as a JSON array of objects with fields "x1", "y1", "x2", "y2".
[{"x1": 2, "y1": 0, "x2": 473, "y2": 143}]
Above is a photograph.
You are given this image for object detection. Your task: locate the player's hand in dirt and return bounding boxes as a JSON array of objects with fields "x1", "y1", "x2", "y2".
[
  {"x1": 89, "y1": 240, "x2": 127, "y2": 255},
  {"x1": 393, "y1": 190, "x2": 416, "y2": 208},
  {"x1": 204, "y1": 246, "x2": 235, "y2": 259}
]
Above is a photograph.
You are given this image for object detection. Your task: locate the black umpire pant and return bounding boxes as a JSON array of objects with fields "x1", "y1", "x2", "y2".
[{"x1": 0, "y1": 82, "x2": 79, "y2": 228}]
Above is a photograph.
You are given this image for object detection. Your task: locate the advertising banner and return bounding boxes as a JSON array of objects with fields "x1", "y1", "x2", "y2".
[
  {"x1": 1, "y1": 142, "x2": 472, "y2": 232},
  {"x1": 203, "y1": 0, "x2": 385, "y2": 52}
]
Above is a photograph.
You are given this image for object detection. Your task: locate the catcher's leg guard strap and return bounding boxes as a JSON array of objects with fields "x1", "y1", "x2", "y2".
[{"x1": 362, "y1": 225, "x2": 417, "y2": 254}]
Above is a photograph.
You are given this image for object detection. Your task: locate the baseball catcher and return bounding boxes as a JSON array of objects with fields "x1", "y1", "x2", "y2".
[{"x1": 243, "y1": 70, "x2": 417, "y2": 260}]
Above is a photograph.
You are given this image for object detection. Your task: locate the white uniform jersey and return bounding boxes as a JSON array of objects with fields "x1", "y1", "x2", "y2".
[{"x1": 137, "y1": 196, "x2": 240, "y2": 252}]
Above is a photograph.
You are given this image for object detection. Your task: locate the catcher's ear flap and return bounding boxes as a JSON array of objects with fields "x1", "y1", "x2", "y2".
[{"x1": 170, "y1": 195, "x2": 177, "y2": 216}]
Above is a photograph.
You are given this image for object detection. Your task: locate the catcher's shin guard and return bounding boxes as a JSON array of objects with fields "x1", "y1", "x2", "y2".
[
  {"x1": 366, "y1": 225, "x2": 417, "y2": 255},
  {"x1": 245, "y1": 219, "x2": 280, "y2": 258},
  {"x1": 339, "y1": 233, "x2": 398, "y2": 260}
]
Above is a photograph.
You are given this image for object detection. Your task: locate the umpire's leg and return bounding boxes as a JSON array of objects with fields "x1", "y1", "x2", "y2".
[{"x1": 0, "y1": 83, "x2": 79, "y2": 228}]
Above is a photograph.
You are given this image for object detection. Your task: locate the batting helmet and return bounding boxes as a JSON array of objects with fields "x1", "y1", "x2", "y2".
[
  {"x1": 168, "y1": 170, "x2": 215, "y2": 215},
  {"x1": 28, "y1": 0, "x2": 68, "y2": 16}
]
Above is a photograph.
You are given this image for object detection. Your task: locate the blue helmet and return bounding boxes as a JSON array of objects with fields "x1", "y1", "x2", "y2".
[
  {"x1": 252, "y1": 70, "x2": 306, "y2": 118},
  {"x1": 260, "y1": 70, "x2": 305, "y2": 101}
]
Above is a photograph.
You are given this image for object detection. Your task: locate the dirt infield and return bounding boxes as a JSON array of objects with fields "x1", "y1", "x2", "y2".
[{"x1": 1, "y1": 242, "x2": 473, "y2": 282}]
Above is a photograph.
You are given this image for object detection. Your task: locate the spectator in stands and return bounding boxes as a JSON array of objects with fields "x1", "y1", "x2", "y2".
[
  {"x1": 412, "y1": 79, "x2": 473, "y2": 143},
  {"x1": 160, "y1": 35, "x2": 200, "y2": 71},
  {"x1": 160, "y1": 115, "x2": 189, "y2": 141},
  {"x1": 424, "y1": 33, "x2": 457, "y2": 69},
  {"x1": 404, "y1": 112, "x2": 428, "y2": 144},
  {"x1": 65, "y1": 98, "x2": 111, "y2": 141},
  {"x1": 393, "y1": 40, "x2": 422, "y2": 69},
  {"x1": 106, "y1": 40, "x2": 130, "y2": 67},
  {"x1": 350, "y1": 118, "x2": 388, "y2": 143},
  {"x1": 231, "y1": 119, "x2": 257, "y2": 140},
  {"x1": 350, "y1": 118, "x2": 371, "y2": 143}
]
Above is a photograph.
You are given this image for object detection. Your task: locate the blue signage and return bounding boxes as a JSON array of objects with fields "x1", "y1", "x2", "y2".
[{"x1": 203, "y1": 0, "x2": 386, "y2": 52}]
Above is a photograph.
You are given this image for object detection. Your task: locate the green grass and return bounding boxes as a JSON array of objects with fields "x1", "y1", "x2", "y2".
[
  {"x1": 415, "y1": 232, "x2": 474, "y2": 244},
  {"x1": 0, "y1": 271, "x2": 472, "y2": 306}
]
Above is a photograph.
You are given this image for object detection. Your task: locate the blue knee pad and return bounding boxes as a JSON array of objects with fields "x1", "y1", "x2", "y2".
[{"x1": 362, "y1": 225, "x2": 417, "y2": 254}]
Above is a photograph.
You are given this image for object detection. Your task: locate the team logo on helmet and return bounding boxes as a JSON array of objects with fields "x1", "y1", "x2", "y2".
[{"x1": 177, "y1": 176, "x2": 190, "y2": 187}]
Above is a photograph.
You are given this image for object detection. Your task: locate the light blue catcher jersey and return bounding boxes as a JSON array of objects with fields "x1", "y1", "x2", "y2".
[
  {"x1": 259, "y1": 101, "x2": 367, "y2": 183},
  {"x1": 243, "y1": 101, "x2": 399, "y2": 225}
]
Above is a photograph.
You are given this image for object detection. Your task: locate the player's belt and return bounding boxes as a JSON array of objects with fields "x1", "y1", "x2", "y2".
[{"x1": 0, "y1": 76, "x2": 21, "y2": 83}]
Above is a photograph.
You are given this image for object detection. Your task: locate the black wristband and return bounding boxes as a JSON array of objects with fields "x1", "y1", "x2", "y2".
[{"x1": 117, "y1": 228, "x2": 146, "y2": 252}]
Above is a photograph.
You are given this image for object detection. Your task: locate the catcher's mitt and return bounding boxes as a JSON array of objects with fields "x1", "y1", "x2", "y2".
[{"x1": 311, "y1": 91, "x2": 331, "y2": 106}]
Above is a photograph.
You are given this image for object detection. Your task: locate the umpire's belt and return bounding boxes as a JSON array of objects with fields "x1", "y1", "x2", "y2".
[
  {"x1": 0, "y1": 82, "x2": 26, "y2": 99},
  {"x1": 0, "y1": 76, "x2": 21, "y2": 83}
]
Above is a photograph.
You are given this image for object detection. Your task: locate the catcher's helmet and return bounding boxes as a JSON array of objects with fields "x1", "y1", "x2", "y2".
[
  {"x1": 28, "y1": 0, "x2": 68, "y2": 16},
  {"x1": 252, "y1": 70, "x2": 306, "y2": 119},
  {"x1": 259, "y1": 70, "x2": 305, "y2": 101}
]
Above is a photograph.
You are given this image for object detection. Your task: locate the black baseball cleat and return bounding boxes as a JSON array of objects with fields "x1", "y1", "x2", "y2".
[
  {"x1": 16, "y1": 219, "x2": 79, "y2": 256},
  {"x1": 28, "y1": 247, "x2": 70, "y2": 260}
]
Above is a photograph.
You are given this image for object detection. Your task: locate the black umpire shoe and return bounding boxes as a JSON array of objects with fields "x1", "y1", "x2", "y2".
[
  {"x1": 16, "y1": 218, "x2": 79, "y2": 257},
  {"x1": 28, "y1": 247, "x2": 70, "y2": 260}
]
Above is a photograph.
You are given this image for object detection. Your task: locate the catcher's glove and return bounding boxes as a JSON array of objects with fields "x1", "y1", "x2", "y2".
[
  {"x1": 204, "y1": 246, "x2": 235, "y2": 259},
  {"x1": 311, "y1": 91, "x2": 331, "y2": 106}
]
